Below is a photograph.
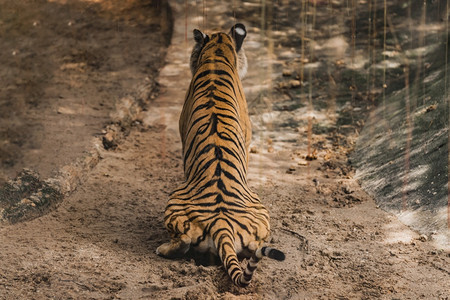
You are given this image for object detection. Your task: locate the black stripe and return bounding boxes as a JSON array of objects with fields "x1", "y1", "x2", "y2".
[
  {"x1": 221, "y1": 146, "x2": 246, "y2": 173},
  {"x1": 193, "y1": 78, "x2": 212, "y2": 92},
  {"x1": 176, "y1": 171, "x2": 208, "y2": 196},
  {"x1": 184, "y1": 114, "x2": 209, "y2": 145},
  {"x1": 191, "y1": 100, "x2": 215, "y2": 114},
  {"x1": 217, "y1": 131, "x2": 246, "y2": 158},
  {"x1": 184, "y1": 127, "x2": 209, "y2": 167},
  {"x1": 213, "y1": 94, "x2": 237, "y2": 107},
  {"x1": 214, "y1": 79, "x2": 237, "y2": 97},
  {"x1": 246, "y1": 264, "x2": 257, "y2": 273},
  {"x1": 229, "y1": 265, "x2": 241, "y2": 279},
  {"x1": 209, "y1": 113, "x2": 218, "y2": 135},
  {"x1": 214, "y1": 162, "x2": 222, "y2": 176},
  {"x1": 211, "y1": 220, "x2": 234, "y2": 240},
  {"x1": 222, "y1": 211, "x2": 251, "y2": 233},
  {"x1": 222, "y1": 168, "x2": 246, "y2": 189},
  {"x1": 176, "y1": 178, "x2": 217, "y2": 200},
  {"x1": 193, "y1": 69, "x2": 233, "y2": 85},
  {"x1": 200, "y1": 57, "x2": 234, "y2": 71}
]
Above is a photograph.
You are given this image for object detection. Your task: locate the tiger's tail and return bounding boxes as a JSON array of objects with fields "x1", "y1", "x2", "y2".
[
  {"x1": 216, "y1": 232, "x2": 285, "y2": 287},
  {"x1": 240, "y1": 246, "x2": 285, "y2": 287}
]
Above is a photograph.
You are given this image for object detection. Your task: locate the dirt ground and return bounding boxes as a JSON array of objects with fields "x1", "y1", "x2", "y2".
[
  {"x1": 0, "y1": 0, "x2": 449, "y2": 299},
  {"x1": 0, "y1": 0, "x2": 171, "y2": 182}
]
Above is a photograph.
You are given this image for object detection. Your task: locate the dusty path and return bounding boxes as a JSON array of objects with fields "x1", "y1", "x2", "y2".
[{"x1": 1, "y1": 0, "x2": 449, "y2": 299}]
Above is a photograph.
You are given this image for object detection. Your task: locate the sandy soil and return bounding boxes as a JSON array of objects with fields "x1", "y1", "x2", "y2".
[
  {"x1": 0, "y1": 0, "x2": 171, "y2": 182},
  {"x1": 0, "y1": 0, "x2": 449, "y2": 299}
]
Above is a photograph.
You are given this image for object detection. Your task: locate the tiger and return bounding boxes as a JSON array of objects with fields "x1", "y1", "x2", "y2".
[{"x1": 156, "y1": 23, "x2": 285, "y2": 287}]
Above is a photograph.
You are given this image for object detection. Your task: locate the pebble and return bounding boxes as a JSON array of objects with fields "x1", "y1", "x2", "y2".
[
  {"x1": 282, "y1": 69, "x2": 292, "y2": 77},
  {"x1": 250, "y1": 147, "x2": 259, "y2": 154},
  {"x1": 57, "y1": 107, "x2": 76, "y2": 115},
  {"x1": 418, "y1": 235, "x2": 428, "y2": 242},
  {"x1": 289, "y1": 80, "x2": 302, "y2": 88}
]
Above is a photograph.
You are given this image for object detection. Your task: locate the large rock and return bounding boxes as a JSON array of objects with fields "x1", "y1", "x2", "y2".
[{"x1": 352, "y1": 34, "x2": 449, "y2": 249}]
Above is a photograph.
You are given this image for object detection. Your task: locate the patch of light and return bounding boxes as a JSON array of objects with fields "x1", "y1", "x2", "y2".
[
  {"x1": 374, "y1": 60, "x2": 401, "y2": 69},
  {"x1": 383, "y1": 214, "x2": 418, "y2": 244}
]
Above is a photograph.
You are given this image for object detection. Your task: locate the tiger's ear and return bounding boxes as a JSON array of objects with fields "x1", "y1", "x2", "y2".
[
  {"x1": 229, "y1": 23, "x2": 247, "y2": 52},
  {"x1": 193, "y1": 29, "x2": 209, "y2": 45},
  {"x1": 191, "y1": 29, "x2": 209, "y2": 75}
]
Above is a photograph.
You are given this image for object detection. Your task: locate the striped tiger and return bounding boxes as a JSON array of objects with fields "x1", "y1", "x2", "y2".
[{"x1": 156, "y1": 23, "x2": 285, "y2": 287}]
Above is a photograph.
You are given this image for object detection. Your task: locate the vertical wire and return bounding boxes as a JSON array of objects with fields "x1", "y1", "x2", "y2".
[
  {"x1": 446, "y1": 1, "x2": 449, "y2": 100},
  {"x1": 267, "y1": 0, "x2": 274, "y2": 97},
  {"x1": 414, "y1": 0, "x2": 427, "y2": 109},
  {"x1": 308, "y1": 0, "x2": 316, "y2": 110},
  {"x1": 402, "y1": 64, "x2": 412, "y2": 212},
  {"x1": 266, "y1": 0, "x2": 274, "y2": 142},
  {"x1": 350, "y1": 0, "x2": 356, "y2": 124},
  {"x1": 367, "y1": 0, "x2": 372, "y2": 101},
  {"x1": 408, "y1": 0, "x2": 412, "y2": 49},
  {"x1": 299, "y1": 0, "x2": 309, "y2": 162},
  {"x1": 196, "y1": 0, "x2": 201, "y2": 29},
  {"x1": 256, "y1": 0, "x2": 266, "y2": 183},
  {"x1": 300, "y1": 0, "x2": 305, "y2": 89},
  {"x1": 382, "y1": 0, "x2": 387, "y2": 120},
  {"x1": 185, "y1": 0, "x2": 188, "y2": 43},
  {"x1": 203, "y1": 0, "x2": 206, "y2": 30},
  {"x1": 232, "y1": 0, "x2": 236, "y2": 23},
  {"x1": 261, "y1": 0, "x2": 266, "y2": 34},
  {"x1": 327, "y1": 0, "x2": 336, "y2": 121},
  {"x1": 446, "y1": 0, "x2": 449, "y2": 229},
  {"x1": 371, "y1": 0, "x2": 376, "y2": 100},
  {"x1": 307, "y1": 0, "x2": 316, "y2": 161},
  {"x1": 420, "y1": 0, "x2": 426, "y2": 106},
  {"x1": 385, "y1": 13, "x2": 412, "y2": 212}
]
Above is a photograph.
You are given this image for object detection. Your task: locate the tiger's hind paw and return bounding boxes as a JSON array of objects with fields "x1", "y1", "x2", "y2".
[{"x1": 156, "y1": 235, "x2": 191, "y2": 258}]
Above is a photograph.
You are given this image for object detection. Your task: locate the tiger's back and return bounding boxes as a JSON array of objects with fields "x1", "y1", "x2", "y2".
[{"x1": 157, "y1": 23, "x2": 284, "y2": 287}]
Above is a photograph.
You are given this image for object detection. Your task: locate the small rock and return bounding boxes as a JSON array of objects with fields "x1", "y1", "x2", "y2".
[
  {"x1": 102, "y1": 132, "x2": 117, "y2": 150},
  {"x1": 20, "y1": 198, "x2": 33, "y2": 205},
  {"x1": 278, "y1": 82, "x2": 289, "y2": 89},
  {"x1": 57, "y1": 107, "x2": 75, "y2": 115},
  {"x1": 305, "y1": 153, "x2": 317, "y2": 161},
  {"x1": 425, "y1": 104, "x2": 437, "y2": 113},
  {"x1": 342, "y1": 185, "x2": 354, "y2": 194},
  {"x1": 282, "y1": 69, "x2": 292, "y2": 77},
  {"x1": 286, "y1": 166, "x2": 296, "y2": 174},
  {"x1": 250, "y1": 147, "x2": 259, "y2": 154},
  {"x1": 289, "y1": 80, "x2": 302, "y2": 88},
  {"x1": 418, "y1": 235, "x2": 428, "y2": 242}
]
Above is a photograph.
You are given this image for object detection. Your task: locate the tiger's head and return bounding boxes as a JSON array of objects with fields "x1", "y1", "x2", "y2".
[{"x1": 190, "y1": 23, "x2": 248, "y2": 79}]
